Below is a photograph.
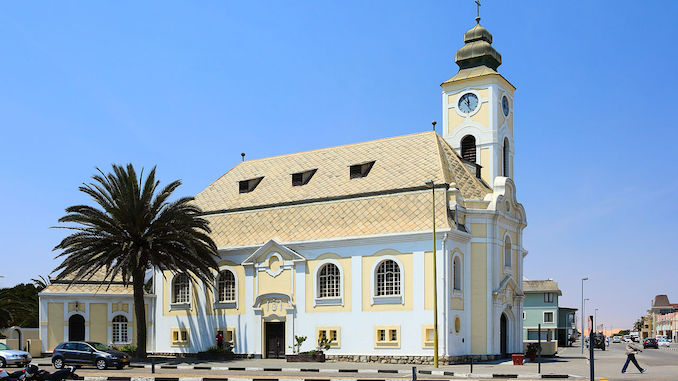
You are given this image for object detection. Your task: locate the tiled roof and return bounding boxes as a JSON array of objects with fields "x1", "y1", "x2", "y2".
[
  {"x1": 194, "y1": 131, "x2": 489, "y2": 214},
  {"x1": 51, "y1": 267, "x2": 125, "y2": 283},
  {"x1": 41, "y1": 283, "x2": 132, "y2": 295},
  {"x1": 205, "y1": 190, "x2": 451, "y2": 248},
  {"x1": 195, "y1": 131, "x2": 489, "y2": 247},
  {"x1": 523, "y1": 280, "x2": 562, "y2": 295}
]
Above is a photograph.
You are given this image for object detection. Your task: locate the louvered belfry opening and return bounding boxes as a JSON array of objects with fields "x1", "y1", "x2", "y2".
[{"x1": 461, "y1": 135, "x2": 477, "y2": 163}]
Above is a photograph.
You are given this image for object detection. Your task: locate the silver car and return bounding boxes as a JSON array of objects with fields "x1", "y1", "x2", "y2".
[{"x1": 0, "y1": 342, "x2": 32, "y2": 368}]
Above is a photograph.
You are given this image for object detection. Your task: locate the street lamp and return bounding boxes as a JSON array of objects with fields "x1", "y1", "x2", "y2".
[
  {"x1": 425, "y1": 179, "x2": 439, "y2": 368},
  {"x1": 581, "y1": 277, "x2": 588, "y2": 353}
]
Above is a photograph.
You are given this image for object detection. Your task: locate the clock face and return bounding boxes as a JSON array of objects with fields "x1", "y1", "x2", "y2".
[
  {"x1": 458, "y1": 93, "x2": 479, "y2": 114},
  {"x1": 502, "y1": 95, "x2": 510, "y2": 116}
]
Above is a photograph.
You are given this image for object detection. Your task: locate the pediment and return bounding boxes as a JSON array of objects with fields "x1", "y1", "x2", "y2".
[
  {"x1": 242, "y1": 239, "x2": 306, "y2": 266},
  {"x1": 493, "y1": 275, "x2": 524, "y2": 297}
]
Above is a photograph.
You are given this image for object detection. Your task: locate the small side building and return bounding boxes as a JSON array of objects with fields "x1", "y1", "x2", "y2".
[{"x1": 522, "y1": 279, "x2": 576, "y2": 355}]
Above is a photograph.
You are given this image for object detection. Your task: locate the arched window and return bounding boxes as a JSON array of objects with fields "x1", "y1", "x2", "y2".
[
  {"x1": 217, "y1": 270, "x2": 236, "y2": 302},
  {"x1": 504, "y1": 236, "x2": 512, "y2": 267},
  {"x1": 112, "y1": 315, "x2": 129, "y2": 344},
  {"x1": 172, "y1": 273, "x2": 190, "y2": 304},
  {"x1": 318, "y1": 263, "x2": 340, "y2": 298},
  {"x1": 503, "y1": 138, "x2": 510, "y2": 177},
  {"x1": 376, "y1": 260, "x2": 401, "y2": 296},
  {"x1": 453, "y1": 257, "x2": 462, "y2": 291},
  {"x1": 461, "y1": 135, "x2": 476, "y2": 163}
]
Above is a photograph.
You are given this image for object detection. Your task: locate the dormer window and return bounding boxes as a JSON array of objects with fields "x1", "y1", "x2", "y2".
[
  {"x1": 292, "y1": 169, "x2": 317, "y2": 187},
  {"x1": 238, "y1": 177, "x2": 263, "y2": 193},
  {"x1": 349, "y1": 161, "x2": 375, "y2": 179}
]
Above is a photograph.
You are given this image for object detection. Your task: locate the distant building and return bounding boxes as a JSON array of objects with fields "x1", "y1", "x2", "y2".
[
  {"x1": 522, "y1": 280, "x2": 576, "y2": 355},
  {"x1": 648, "y1": 295, "x2": 677, "y2": 341}
]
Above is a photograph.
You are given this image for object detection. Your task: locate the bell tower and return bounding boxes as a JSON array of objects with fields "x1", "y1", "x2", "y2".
[{"x1": 441, "y1": 10, "x2": 515, "y2": 188}]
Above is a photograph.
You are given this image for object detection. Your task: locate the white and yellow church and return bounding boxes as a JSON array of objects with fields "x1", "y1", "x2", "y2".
[{"x1": 39, "y1": 17, "x2": 527, "y2": 363}]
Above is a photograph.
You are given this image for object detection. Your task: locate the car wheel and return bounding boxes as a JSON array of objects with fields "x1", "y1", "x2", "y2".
[
  {"x1": 0, "y1": 357, "x2": 6, "y2": 368},
  {"x1": 116, "y1": 365, "x2": 124, "y2": 370},
  {"x1": 96, "y1": 358, "x2": 107, "y2": 370},
  {"x1": 53, "y1": 357, "x2": 64, "y2": 369}
]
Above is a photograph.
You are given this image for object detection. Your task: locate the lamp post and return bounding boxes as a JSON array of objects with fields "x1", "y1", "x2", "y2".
[
  {"x1": 594, "y1": 308, "x2": 599, "y2": 332},
  {"x1": 425, "y1": 180, "x2": 439, "y2": 368},
  {"x1": 581, "y1": 277, "x2": 588, "y2": 353}
]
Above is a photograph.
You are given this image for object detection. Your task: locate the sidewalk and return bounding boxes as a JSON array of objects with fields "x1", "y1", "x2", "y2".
[{"x1": 30, "y1": 351, "x2": 587, "y2": 380}]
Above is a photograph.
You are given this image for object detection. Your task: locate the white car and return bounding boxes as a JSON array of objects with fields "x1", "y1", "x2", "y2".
[
  {"x1": 0, "y1": 342, "x2": 32, "y2": 368},
  {"x1": 658, "y1": 339, "x2": 671, "y2": 347}
]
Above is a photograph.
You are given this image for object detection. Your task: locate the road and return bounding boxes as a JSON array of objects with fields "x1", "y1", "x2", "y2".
[
  {"x1": 20, "y1": 343, "x2": 678, "y2": 381},
  {"x1": 584, "y1": 342, "x2": 678, "y2": 381}
]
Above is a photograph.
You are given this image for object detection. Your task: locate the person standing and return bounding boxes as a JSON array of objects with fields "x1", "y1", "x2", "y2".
[{"x1": 621, "y1": 341, "x2": 645, "y2": 374}]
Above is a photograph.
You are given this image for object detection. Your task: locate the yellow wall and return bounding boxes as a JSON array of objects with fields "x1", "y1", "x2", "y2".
[
  {"x1": 424, "y1": 251, "x2": 433, "y2": 310},
  {"x1": 470, "y1": 223, "x2": 487, "y2": 238},
  {"x1": 257, "y1": 269, "x2": 293, "y2": 300},
  {"x1": 162, "y1": 271, "x2": 201, "y2": 316},
  {"x1": 47, "y1": 303, "x2": 64, "y2": 351},
  {"x1": 305, "y1": 253, "x2": 352, "y2": 313},
  {"x1": 89, "y1": 303, "x2": 108, "y2": 344},
  {"x1": 470, "y1": 243, "x2": 487, "y2": 353},
  {"x1": 479, "y1": 148, "x2": 489, "y2": 183},
  {"x1": 205, "y1": 261, "x2": 246, "y2": 315},
  {"x1": 361, "y1": 249, "x2": 413, "y2": 311}
]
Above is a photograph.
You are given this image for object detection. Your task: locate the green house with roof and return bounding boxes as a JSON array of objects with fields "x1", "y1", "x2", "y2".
[{"x1": 522, "y1": 279, "x2": 577, "y2": 355}]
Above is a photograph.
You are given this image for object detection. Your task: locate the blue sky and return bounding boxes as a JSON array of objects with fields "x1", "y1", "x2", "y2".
[{"x1": 1, "y1": 1, "x2": 676, "y2": 329}]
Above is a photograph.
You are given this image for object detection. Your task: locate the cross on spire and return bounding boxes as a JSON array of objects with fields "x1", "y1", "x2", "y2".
[{"x1": 475, "y1": 0, "x2": 481, "y2": 23}]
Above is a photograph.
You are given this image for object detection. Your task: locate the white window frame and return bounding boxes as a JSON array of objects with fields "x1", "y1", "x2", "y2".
[
  {"x1": 503, "y1": 234, "x2": 512, "y2": 269},
  {"x1": 370, "y1": 256, "x2": 404, "y2": 305},
  {"x1": 543, "y1": 311, "x2": 554, "y2": 323},
  {"x1": 214, "y1": 266, "x2": 238, "y2": 309},
  {"x1": 452, "y1": 253, "x2": 463, "y2": 296},
  {"x1": 111, "y1": 315, "x2": 130, "y2": 344},
  {"x1": 313, "y1": 259, "x2": 344, "y2": 307},
  {"x1": 170, "y1": 273, "x2": 191, "y2": 310}
]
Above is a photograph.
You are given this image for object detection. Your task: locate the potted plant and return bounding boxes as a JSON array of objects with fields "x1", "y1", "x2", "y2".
[
  {"x1": 525, "y1": 343, "x2": 540, "y2": 361},
  {"x1": 286, "y1": 335, "x2": 331, "y2": 362}
]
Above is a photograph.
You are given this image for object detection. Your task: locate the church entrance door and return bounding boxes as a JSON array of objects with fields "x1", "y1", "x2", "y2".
[
  {"x1": 500, "y1": 313, "x2": 508, "y2": 357},
  {"x1": 265, "y1": 322, "x2": 285, "y2": 358},
  {"x1": 68, "y1": 314, "x2": 85, "y2": 341}
]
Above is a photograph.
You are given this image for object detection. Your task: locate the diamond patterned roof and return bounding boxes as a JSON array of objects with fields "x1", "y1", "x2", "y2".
[{"x1": 196, "y1": 132, "x2": 489, "y2": 247}]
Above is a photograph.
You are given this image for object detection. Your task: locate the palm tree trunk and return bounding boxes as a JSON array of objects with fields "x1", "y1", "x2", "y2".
[{"x1": 133, "y1": 270, "x2": 148, "y2": 359}]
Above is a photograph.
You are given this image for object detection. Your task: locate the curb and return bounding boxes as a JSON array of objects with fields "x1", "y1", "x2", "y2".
[{"x1": 35, "y1": 363, "x2": 579, "y2": 379}]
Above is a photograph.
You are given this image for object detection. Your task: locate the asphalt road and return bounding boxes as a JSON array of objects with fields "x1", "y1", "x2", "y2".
[
  {"x1": 585, "y1": 342, "x2": 678, "y2": 381},
  {"x1": 17, "y1": 343, "x2": 678, "y2": 381}
]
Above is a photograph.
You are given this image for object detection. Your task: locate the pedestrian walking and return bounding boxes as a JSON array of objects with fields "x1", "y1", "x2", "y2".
[{"x1": 621, "y1": 341, "x2": 645, "y2": 374}]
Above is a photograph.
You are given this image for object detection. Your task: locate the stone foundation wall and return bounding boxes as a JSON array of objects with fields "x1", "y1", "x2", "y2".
[{"x1": 325, "y1": 354, "x2": 499, "y2": 365}]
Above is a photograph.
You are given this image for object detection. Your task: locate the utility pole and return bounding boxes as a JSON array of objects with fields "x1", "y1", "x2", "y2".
[{"x1": 581, "y1": 277, "x2": 588, "y2": 353}]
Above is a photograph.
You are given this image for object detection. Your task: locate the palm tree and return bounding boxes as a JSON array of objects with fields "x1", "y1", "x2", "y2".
[{"x1": 53, "y1": 164, "x2": 219, "y2": 359}]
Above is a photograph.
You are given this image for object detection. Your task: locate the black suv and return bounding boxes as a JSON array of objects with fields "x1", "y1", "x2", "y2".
[{"x1": 52, "y1": 342, "x2": 130, "y2": 370}]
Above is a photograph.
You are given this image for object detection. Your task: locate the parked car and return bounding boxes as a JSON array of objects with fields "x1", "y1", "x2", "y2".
[
  {"x1": 51, "y1": 341, "x2": 130, "y2": 370},
  {"x1": 612, "y1": 336, "x2": 622, "y2": 343},
  {"x1": 643, "y1": 338, "x2": 658, "y2": 349},
  {"x1": 658, "y1": 339, "x2": 671, "y2": 347},
  {"x1": 0, "y1": 342, "x2": 32, "y2": 368}
]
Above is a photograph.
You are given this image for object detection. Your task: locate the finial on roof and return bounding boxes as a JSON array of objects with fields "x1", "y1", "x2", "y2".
[
  {"x1": 431, "y1": 120, "x2": 437, "y2": 131},
  {"x1": 453, "y1": 1, "x2": 502, "y2": 72},
  {"x1": 475, "y1": 0, "x2": 481, "y2": 24},
  {"x1": 241, "y1": 152, "x2": 246, "y2": 162}
]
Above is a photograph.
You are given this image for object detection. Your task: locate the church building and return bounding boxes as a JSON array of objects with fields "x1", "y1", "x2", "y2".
[{"x1": 40, "y1": 15, "x2": 527, "y2": 363}]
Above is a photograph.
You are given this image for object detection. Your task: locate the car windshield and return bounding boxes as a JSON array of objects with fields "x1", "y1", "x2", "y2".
[
  {"x1": 88, "y1": 342, "x2": 112, "y2": 351},
  {"x1": 0, "y1": 343, "x2": 10, "y2": 350}
]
